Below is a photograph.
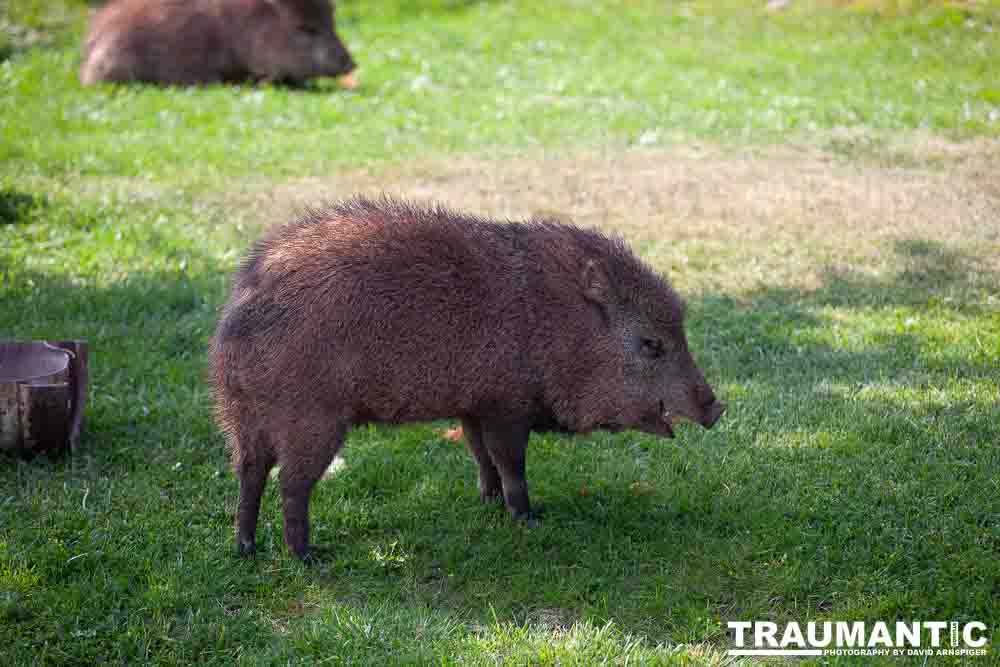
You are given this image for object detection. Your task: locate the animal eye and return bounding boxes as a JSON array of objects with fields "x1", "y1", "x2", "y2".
[
  {"x1": 639, "y1": 337, "x2": 664, "y2": 359},
  {"x1": 299, "y1": 25, "x2": 320, "y2": 36}
]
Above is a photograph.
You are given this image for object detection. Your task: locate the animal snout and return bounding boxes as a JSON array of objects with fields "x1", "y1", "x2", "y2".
[
  {"x1": 700, "y1": 400, "x2": 726, "y2": 429},
  {"x1": 341, "y1": 50, "x2": 356, "y2": 72},
  {"x1": 314, "y1": 39, "x2": 355, "y2": 77},
  {"x1": 331, "y1": 40, "x2": 355, "y2": 73}
]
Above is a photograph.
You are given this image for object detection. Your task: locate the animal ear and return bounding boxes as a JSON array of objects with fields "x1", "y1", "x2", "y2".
[{"x1": 581, "y1": 259, "x2": 612, "y2": 305}]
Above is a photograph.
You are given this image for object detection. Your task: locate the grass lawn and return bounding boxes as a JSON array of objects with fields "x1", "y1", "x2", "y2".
[{"x1": 2, "y1": 0, "x2": 999, "y2": 664}]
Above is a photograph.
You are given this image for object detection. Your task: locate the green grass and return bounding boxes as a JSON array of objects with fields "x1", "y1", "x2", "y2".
[
  {"x1": 2, "y1": 0, "x2": 999, "y2": 187},
  {"x1": 2, "y1": 0, "x2": 1000, "y2": 664}
]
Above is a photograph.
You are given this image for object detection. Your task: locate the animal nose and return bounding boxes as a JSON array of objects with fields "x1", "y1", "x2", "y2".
[
  {"x1": 700, "y1": 400, "x2": 726, "y2": 429},
  {"x1": 337, "y1": 45, "x2": 356, "y2": 72}
]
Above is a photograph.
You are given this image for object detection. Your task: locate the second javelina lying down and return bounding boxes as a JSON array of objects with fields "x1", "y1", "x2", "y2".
[
  {"x1": 80, "y1": 0, "x2": 355, "y2": 86},
  {"x1": 211, "y1": 197, "x2": 726, "y2": 560}
]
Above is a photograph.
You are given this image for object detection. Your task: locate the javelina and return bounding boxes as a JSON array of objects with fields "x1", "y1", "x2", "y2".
[
  {"x1": 80, "y1": 0, "x2": 355, "y2": 86},
  {"x1": 210, "y1": 197, "x2": 726, "y2": 560}
]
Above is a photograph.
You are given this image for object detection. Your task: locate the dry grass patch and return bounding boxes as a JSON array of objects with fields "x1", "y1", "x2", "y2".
[
  {"x1": 219, "y1": 139, "x2": 1000, "y2": 298},
  {"x1": 765, "y1": 0, "x2": 994, "y2": 14}
]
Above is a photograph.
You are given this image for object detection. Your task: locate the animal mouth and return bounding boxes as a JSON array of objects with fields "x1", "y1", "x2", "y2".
[
  {"x1": 658, "y1": 400, "x2": 676, "y2": 439},
  {"x1": 596, "y1": 402, "x2": 676, "y2": 438}
]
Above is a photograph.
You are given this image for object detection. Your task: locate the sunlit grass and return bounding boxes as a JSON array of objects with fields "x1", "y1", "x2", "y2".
[{"x1": 2, "y1": 0, "x2": 998, "y2": 189}]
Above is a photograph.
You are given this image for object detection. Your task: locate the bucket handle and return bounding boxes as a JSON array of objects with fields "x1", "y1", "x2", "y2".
[{"x1": 46, "y1": 341, "x2": 88, "y2": 451}]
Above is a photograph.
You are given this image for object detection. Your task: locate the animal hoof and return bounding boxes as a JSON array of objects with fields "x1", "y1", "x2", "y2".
[
  {"x1": 295, "y1": 545, "x2": 332, "y2": 565},
  {"x1": 236, "y1": 541, "x2": 256, "y2": 558},
  {"x1": 292, "y1": 548, "x2": 315, "y2": 564},
  {"x1": 480, "y1": 488, "x2": 503, "y2": 504}
]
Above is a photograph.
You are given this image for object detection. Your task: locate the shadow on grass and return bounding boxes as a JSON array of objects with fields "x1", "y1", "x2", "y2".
[
  {"x1": 2, "y1": 236, "x2": 997, "y2": 650},
  {"x1": 0, "y1": 189, "x2": 44, "y2": 225},
  {"x1": 696, "y1": 239, "x2": 998, "y2": 383}
]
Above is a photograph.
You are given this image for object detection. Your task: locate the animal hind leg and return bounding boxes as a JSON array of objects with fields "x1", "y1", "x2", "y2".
[
  {"x1": 231, "y1": 426, "x2": 276, "y2": 557},
  {"x1": 461, "y1": 417, "x2": 502, "y2": 503},
  {"x1": 277, "y1": 419, "x2": 346, "y2": 561},
  {"x1": 479, "y1": 417, "x2": 534, "y2": 522}
]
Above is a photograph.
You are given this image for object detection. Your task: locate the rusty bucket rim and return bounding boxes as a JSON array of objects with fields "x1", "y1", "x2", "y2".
[{"x1": 0, "y1": 341, "x2": 76, "y2": 383}]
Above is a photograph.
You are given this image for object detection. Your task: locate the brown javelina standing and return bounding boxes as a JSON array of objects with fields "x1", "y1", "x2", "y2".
[
  {"x1": 80, "y1": 0, "x2": 355, "y2": 86},
  {"x1": 210, "y1": 197, "x2": 726, "y2": 560}
]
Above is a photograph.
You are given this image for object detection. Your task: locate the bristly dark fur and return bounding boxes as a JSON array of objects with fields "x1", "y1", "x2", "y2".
[
  {"x1": 80, "y1": 0, "x2": 355, "y2": 86},
  {"x1": 209, "y1": 195, "x2": 724, "y2": 560}
]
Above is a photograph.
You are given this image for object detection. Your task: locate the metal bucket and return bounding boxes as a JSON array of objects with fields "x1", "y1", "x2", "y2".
[{"x1": 0, "y1": 341, "x2": 88, "y2": 456}]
